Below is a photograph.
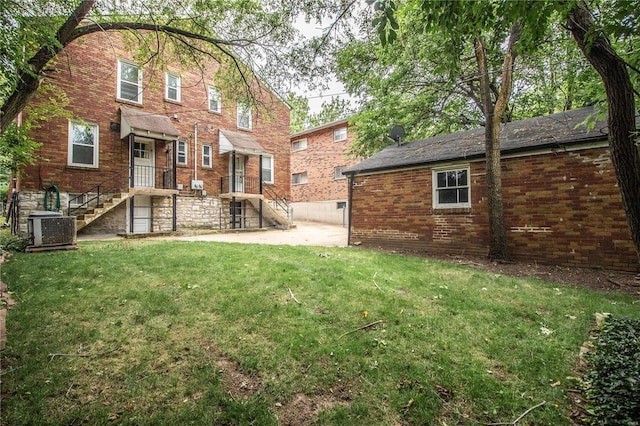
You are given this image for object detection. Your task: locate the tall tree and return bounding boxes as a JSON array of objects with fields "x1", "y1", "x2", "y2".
[
  {"x1": 565, "y1": 0, "x2": 640, "y2": 264},
  {"x1": 363, "y1": 0, "x2": 562, "y2": 261}
]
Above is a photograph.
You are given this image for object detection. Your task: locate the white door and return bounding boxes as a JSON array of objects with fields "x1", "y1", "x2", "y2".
[
  {"x1": 133, "y1": 137, "x2": 155, "y2": 188},
  {"x1": 229, "y1": 154, "x2": 245, "y2": 192},
  {"x1": 133, "y1": 195, "x2": 152, "y2": 233}
]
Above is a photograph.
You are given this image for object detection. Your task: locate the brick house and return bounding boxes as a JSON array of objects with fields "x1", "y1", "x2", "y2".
[
  {"x1": 343, "y1": 107, "x2": 639, "y2": 272},
  {"x1": 289, "y1": 118, "x2": 358, "y2": 225},
  {"x1": 17, "y1": 30, "x2": 291, "y2": 236}
]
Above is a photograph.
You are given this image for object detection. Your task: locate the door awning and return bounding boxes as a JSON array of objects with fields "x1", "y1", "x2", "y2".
[
  {"x1": 120, "y1": 106, "x2": 179, "y2": 141},
  {"x1": 219, "y1": 129, "x2": 268, "y2": 156}
]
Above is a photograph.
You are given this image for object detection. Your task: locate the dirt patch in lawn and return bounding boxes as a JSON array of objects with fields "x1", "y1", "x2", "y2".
[
  {"x1": 379, "y1": 250, "x2": 640, "y2": 296},
  {"x1": 275, "y1": 392, "x2": 349, "y2": 426}
]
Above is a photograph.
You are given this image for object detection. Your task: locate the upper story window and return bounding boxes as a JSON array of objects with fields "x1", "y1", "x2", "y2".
[
  {"x1": 292, "y1": 139, "x2": 307, "y2": 152},
  {"x1": 165, "y1": 72, "x2": 181, "y2": 102},
  {"x1": 68, "y1": 121, "x2": 99, "y2": 168},
  {"x1": 117, "y1": 60, "x2": 142, "y2": 104},
  {"x1": 334, "y1": 166, "x2": 346, "y2": 180},
  {"x1": 202, "y1": 144, "x2": 212, "y2": 168},
  {"x1": 261, "y1": 155, "x2": 274, "y2": 184},
  {"x1": 333, "y1": 127, "x2": 347, "y2": 142},
  {"x1": 208, "y1": 86, "x2": 221, "y2": 113},
  {"x1": 177, "y1": 140, "x2": 187, "y2": 165},
  {"x1": 292, "y1": 172, "x2": 308, "y2": 185},
  {"x1": 432, "y1": 166, "x2": 470, "y2": 209},
  {"x1": 237, "y1": 103, "x2": 252, "y2": 130}
]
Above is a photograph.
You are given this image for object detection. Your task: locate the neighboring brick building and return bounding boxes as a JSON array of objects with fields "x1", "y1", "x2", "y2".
[
  {"x1": 17, "y1": 29, "x2": 291, "y2": 236},
  {"x1": 289, "y1": 119, "x2": 358, "y2": 225},
  {"x1": 344, "y1": 107, "x2": 639, "y2": 272}
]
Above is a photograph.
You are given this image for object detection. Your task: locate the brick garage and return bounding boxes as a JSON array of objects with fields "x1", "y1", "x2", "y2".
[{"x1": 345, "y1": 108, "x2": 638, "y2": 272}]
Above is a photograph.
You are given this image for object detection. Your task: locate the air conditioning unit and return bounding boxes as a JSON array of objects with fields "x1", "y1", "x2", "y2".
[{"x1": 27, "y1": 211, "x2": 77, "y2": 252}]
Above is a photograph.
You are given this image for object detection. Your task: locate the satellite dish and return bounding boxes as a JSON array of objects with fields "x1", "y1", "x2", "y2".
[{"x1": 389, "y1": 125, "x2": 405, "y2": 145}]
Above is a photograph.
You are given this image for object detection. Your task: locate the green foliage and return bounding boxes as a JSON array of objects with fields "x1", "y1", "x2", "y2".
[
  {"x1": 0, "y1": 229, "x2": 28, "y2": 252},
  {"x1": 584, "y1": 316, "x2": 640, "y2": 425},
  {"x1": 0, "y1": 84, "x2": 69, "y2": 173}
]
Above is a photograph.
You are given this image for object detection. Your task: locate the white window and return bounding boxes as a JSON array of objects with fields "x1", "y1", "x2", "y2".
[
  {"x1": 261, "y1": 155, "x2": 274, "y2": 184},
  {"x1": 68, "y1": 121, "x2": 99, "y2": 167},
  {"x1": 208, "y1": 86, "x2": 221, "y2": 113},
  {"x1": 177, "y1": 140, "x2": 187, "y2": 165},
  {"x1": 292, "y1": 172, "x2": 307, "y2": 185},
  {"x1": 165, "y1": 72, "x2": 181, "y2": 102},
  {"x1": 433, "y1": 166, "x2": 470, "y2": 209},
  {"x1": 333, "y1": 127, "x2": 347, "y2": 142},
  {"x1": 334, "y1": 166, "x2": 346, "y2": 180},
  {"x1": 202, "y1": 144, "x2": 212, "y2": 168},
  {"x1": 292, "y1": 139, "x2": 307, "y2": 152},
  {"x1": 237, "y1": 102, "x2": 252, "y2": 130},
  {"x1": 117, "y1": 60, "x2": 142, "y2": 103}
]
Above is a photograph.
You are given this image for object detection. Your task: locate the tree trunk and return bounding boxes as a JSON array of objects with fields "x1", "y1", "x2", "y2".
[
  {"x1": 474, "y1": 26, "x2": 520, "y2": 262},
  {"x1": 567, "y1": 2, "x2": 640, "y2": 266},
  {"x1": 1, "y1": 0, "x2": 98, "y2": 133}
]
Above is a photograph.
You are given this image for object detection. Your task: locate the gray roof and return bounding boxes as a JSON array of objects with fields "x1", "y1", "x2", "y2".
[{"x1": 344, "y1": 107, "x2": 608, "y2": 175}]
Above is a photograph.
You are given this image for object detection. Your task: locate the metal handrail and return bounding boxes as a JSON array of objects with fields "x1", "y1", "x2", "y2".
[
  {"x1": 262, "y1": 183, "x2": 290, "y2": 218},
  {"x1": 68, "y1": 167, "x2": 130, "y2": 216}
]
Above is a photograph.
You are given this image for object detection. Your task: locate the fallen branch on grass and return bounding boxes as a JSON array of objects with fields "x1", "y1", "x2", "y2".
[
  {"x1": 485, "y1": 400, "x2": 546, "y2": 425},
  {"x1": 372, "y1": 272, "x2": 383, "y2": 292},
  {"x1": 288, "y1": 287, "x2": 301, "y2": 304},
  {"x1": 339, "y1": 320, "x2": 383, "y2": 338},
  {"x1": 48, "y1": 347, "x2": 120, "y2": 362}
]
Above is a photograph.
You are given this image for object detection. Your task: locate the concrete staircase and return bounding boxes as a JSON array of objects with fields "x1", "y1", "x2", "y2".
[
  {"x1": 246, "y1": 196, "x2": 292, "y2": 228},
  {"x1": 75, "y1": 193, "x2": 130, "y2": 231}
]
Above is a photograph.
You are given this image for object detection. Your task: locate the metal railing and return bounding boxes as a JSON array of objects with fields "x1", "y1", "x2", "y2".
[
  {"x1": 262, "y1": 183, "x2": 290, "y2": 220},
  {"x1": 68, "y1": 167, "x2": 130, "y2": 216},
  {"x1": 220, "y1": 176, "x2": 260, "y2": 194},
  {"x1": 68, "y1": 165, "x2": 175, "y2": 216}
]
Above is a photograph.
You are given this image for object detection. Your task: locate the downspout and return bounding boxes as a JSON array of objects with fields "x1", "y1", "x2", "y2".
[
  {"x1": 194, "y1": 123, "x2": 198, "y2": 181},
  {"x1": 347, "y1": 174, "x2": 354, "y2": 246},
  {"x1": 259, "y1": 154, "x2": 263, "y2": 229}
]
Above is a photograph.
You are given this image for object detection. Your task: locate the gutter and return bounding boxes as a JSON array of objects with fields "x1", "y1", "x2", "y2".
[{"x1": 343, "y1": 134, "x2": 608, "y2": 177}]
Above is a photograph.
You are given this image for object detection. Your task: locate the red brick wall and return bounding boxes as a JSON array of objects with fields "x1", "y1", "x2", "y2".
[
  {"x1": 21, "y1": 30, "x2": 290, "y2": 199},
  {"x1": 350, "y1": 146, "x2": 638, "y2": 272},
  {"x1": 290, "y1": 121, "x2": 359, "y2": 202}
]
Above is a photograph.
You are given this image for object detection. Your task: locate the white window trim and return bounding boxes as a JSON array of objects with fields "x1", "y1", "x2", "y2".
[
  {"x1": 334, "y1": 165, "x2": 346, "y2": 180},
  {"x1": 202, "y1": 144, "x2": 212, "y2": 168},
  {"x1": 237, "y1": 103, "x2": 252, "y2": 130},
  {"x1": 261, "y1": 155, "x2": 274, "y2": 184},
  {"x1": 292, "y1": 172, "x2": 308, "y2": 185},
  {"x1": 208, "y1": 86, "x2": 221, "y2": 113},
  {"x1": 333, "y1": 127, "x2": 347, "y2": 142},
  {"x1": 165, "y1": 72, "x2": 181, "y2": 102},
  {"x1": 177, "y1": 140, "x2": 188, "y2": 165},
  {"x1": 117, "y1": 59, "x2": 142, "y2": 104},
  {"x1": 292, "y1": 138, "x2": 307, "y2": 152},
  {"x1": 68, "y1": 120, "x2": 99, "y2": 168},
  {"x1": 432, "y1": 165, "x2": 471, "y2": 209}
]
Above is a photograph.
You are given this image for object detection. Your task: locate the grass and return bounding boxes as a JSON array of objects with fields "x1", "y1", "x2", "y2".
[{"x1": 0, "y1": 239, "x2": 638, "y2": 425}]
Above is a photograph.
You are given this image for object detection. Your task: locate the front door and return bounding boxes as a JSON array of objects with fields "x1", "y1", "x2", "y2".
[
  {"x1": 229, "y1": 154, "x2": 245, "y2": 192},
  {"x1": 133, "y1": 137, "x2": 155, "y2": 188}
]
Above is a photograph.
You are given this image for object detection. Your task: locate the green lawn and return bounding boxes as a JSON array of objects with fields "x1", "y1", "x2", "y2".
[{"x1": 1, "y1": 239, "x2": 638, "y2": 425}]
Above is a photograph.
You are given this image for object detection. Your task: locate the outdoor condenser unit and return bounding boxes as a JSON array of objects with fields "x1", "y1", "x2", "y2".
[{"x1": 27, "y1": 211, "x2": 77, "y2": 251}]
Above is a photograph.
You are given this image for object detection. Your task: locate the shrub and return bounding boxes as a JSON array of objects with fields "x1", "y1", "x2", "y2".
[
  {"x1": 0, "y1": 231, "x2": 28, "y2": 252},
  {"x1": 584, "y1": 316, "x2": 640, "y2": 425}
]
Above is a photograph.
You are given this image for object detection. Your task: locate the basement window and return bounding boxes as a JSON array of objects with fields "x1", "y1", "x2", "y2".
[
  {"x1": 292, "y1": 172, "x2": 308, "y2": 185},
  {"x1": 432, "y1": 166, "x2": 470, "y2": 209}
]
